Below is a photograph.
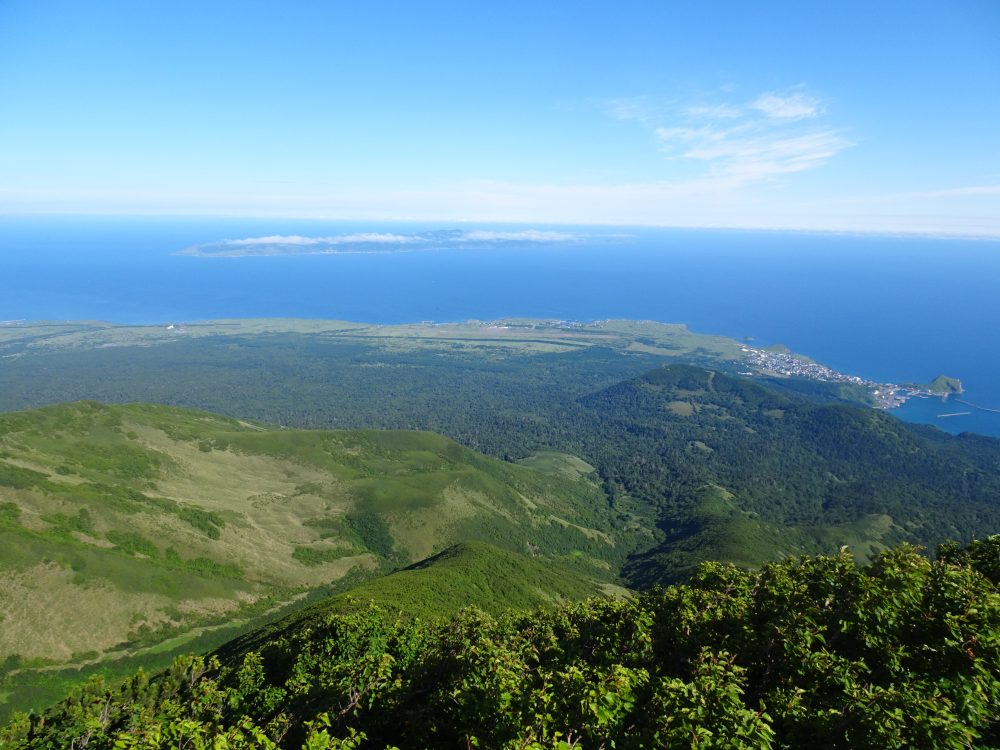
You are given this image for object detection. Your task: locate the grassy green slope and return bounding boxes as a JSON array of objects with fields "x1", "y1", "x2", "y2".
[
  {"x1": 325, "y1": 540, "x2": 621, "y2": 619},
  {"x1": 223, "y1": 540, "x2": 623, "y2": 665},
  {"x1": 0, "y1": 401, "x2": 619, "y2": 718}
]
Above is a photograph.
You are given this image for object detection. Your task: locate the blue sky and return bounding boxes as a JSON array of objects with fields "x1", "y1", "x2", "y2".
[{"x1": 1, "y1": 0, "x2": 998, "y2": 235}]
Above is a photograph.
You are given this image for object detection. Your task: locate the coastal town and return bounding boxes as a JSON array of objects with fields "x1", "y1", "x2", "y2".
[
  {"x1": 472, "y1": 318, "x2": 963, "y2": 413},
  {"x1": 739, "y1": 344, "x2": 956, "y2": 409}
]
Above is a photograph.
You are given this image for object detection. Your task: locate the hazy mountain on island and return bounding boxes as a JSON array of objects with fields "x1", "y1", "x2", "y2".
[{"x1": 177, "y1": 229, "x2": 590, "y2": 257}]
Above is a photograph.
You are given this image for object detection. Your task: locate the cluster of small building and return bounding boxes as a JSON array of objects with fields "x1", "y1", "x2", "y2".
[{"x1": 740, "y1": 345, "x2": 909, "y2": 409}]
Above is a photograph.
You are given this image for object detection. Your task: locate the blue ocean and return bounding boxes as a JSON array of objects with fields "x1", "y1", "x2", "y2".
[{"x1": 2, "y1": 216, "x2": 999, "y2": 437}]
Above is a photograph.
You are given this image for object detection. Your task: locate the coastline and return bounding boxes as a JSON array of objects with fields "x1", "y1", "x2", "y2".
[
  {"x1": 1, "y1": 314, "x2": 969, "y2": 417},
  {"x1": 738, "y1": 343, "x2": 960, "y2": 410}
]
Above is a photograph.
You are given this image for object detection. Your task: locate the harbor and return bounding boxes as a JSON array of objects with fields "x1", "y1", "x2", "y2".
[{"x1": 740, "y1": 344, "x2": 962, "y2": 410}]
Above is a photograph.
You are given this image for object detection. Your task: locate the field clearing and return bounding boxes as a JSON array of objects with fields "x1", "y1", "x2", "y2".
[
  {"x1": 0, "y1": 563, "x2": 175, "y2": 660},
  {"x1": 386, "y1": 485, "x2": 488, "y2": 560},
  {"x1": 665, "y1": 401, "x2": 696, "y2": 417},
  {"x1": 517, "y1": 451, "x2": 597, "y2": 481},
  {"x1": 0, "y1": 318, "x2": 747, "y2": 363}
]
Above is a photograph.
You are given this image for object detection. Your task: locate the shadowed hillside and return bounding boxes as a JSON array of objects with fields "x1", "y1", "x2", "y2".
[{"x1": 573, "y1": 365, "x2": 1000, "y2": 584}]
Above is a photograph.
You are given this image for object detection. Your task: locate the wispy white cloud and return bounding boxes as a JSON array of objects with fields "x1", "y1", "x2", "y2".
[
  {"x1": 684, "y1": 130, "x2": 851, "y2": 179},
  {"x1": 606, "y1": 96, "x2": 660, "y2": 123},
  {"x1": 182, "y1": 228, "x2": 586, "y2": 256},
  {"x1": 227, "y1": 235, "x2": 320, "y2": 246},
  {"x1": 908, "y1": 184, "x2": 1000, "y2": 198},
  {"x1": 655, "y1": 124, "x2": 754, "y2": 144},
  {"x1": 227, "y1": 232, "x2": 415, "y2": 246},
  {"x1": 8, "y1": 83, "x2": 992, "y2": 237},
  {"x1": 685, "y1": 104, "x2": 744, "y2": 119},
  {"x1": 649, "y1": 87, "x2": 850, "y2": 187},
  {"x1": 459, "y1": 230, "x2": 578, "y2": 242},
  {"x1": 750, "y1": 92, "x2": 822, "y2": 120},
  {"x1": 10, "y1": 181, "x2": 998, "y2": 238}
]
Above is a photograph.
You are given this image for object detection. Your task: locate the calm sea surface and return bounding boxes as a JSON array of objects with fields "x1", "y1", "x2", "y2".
[{"x1": 2, "y1": 216, "x2": 999, "y2": 437}]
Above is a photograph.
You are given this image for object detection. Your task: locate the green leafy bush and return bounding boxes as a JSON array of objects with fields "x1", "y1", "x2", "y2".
[
  {"x1": 6, "y1": 541, "x2": 999, "y2": 749},
  {"x1": 292, "y1": 545, "x2": 354, "y2": 567}
]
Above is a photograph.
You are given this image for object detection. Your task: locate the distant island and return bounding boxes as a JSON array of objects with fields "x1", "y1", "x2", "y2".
[{"x1": 177, "y1": 229, "x2": 591, "y2": 257}]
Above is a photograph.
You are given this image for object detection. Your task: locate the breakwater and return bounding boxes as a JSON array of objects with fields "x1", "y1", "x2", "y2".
[{"x1": 954, "y1": 398, "x2": 1000, "y2": 415}]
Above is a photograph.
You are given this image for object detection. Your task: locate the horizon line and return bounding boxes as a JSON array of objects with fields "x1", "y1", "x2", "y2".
[{"x1": 1, "y1": 210, "x2": 999, "y2": 242}]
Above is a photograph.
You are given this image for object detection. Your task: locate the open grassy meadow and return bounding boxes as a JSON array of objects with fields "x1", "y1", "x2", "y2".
[{"x1": 0, "y1": 401, "x2": 620, "y2": 717}]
